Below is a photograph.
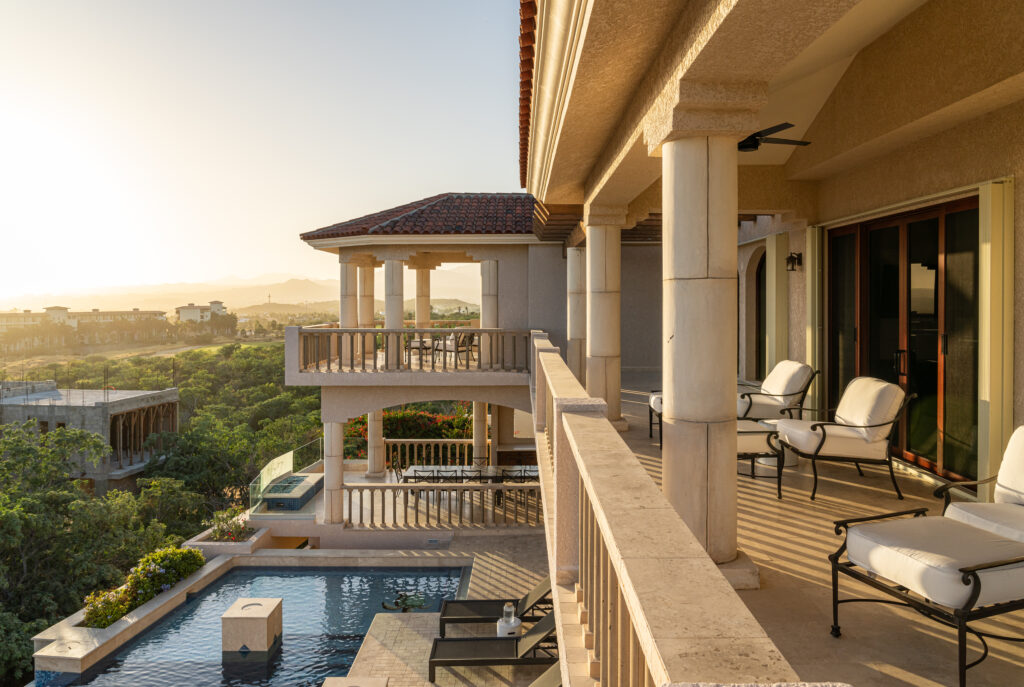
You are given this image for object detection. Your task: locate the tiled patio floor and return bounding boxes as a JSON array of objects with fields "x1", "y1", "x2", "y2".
[
  {"x1": 620, "y1": 380, "x2": 1024, "y2": 687},
  {"x1": 347, "y1": 533, "x2": 550, "y2": 686}
]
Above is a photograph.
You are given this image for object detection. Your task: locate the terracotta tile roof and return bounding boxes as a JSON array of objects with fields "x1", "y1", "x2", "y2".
[
  {"x1": 519, "y1": 1, "x2": 537, "y2": 188},
  {"x1": 301, "y1": 193, "x2": 536, "y2": 241}
]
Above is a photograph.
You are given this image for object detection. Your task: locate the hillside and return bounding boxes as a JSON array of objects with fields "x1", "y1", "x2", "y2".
[{"x1": 235, "y1": 298, "x2": 477, "y2": 317}]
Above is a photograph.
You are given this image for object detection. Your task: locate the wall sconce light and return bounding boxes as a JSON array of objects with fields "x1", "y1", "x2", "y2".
[{"x1": 785, "y1": 252, "x2": 803, "y2": 271}]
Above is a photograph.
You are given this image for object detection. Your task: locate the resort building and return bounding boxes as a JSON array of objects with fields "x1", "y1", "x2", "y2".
[
  {"x1": 0, "y1": 380, "x2": 179, "y2": 494},
  {"x1": 175, "y1": 300, "x2": 227, "y2": 323},
  {"x1": 30, "y1": 2, "x2": 1024, "y2": 686},
  {"x1": 0, "y1": 306, "x2": 167, "y2": 333}
]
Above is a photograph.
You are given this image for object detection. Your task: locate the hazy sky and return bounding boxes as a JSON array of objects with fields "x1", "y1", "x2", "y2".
[{"x1": 0, "y1": 1, "x2": 520, "y2": 299}]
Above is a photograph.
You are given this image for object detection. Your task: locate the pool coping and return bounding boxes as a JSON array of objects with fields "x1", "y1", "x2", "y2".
[{"x1": 32, "y1": 548, "x2": 475, "y2": 681}]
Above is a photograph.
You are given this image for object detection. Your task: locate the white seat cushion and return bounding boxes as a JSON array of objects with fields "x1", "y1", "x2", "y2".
[
  {"x1": 649, "y1": 393, "x2": 662, "y2": 414},
  {"x1": 738, "y1": 420, "x2": 776, "y2": 455},
  {"x1": 847, "y1": 516, "x2": 1024, "y2": 608},
  {"x1": 737, "y1": 394, "x2": 789, "y2": 419},
  {"x1": 945, "y1": 502, "x2": 1024, "y2": 543},
  {"x1": 775, "y1": 419, "x2": 889, "y2": 460},
  {"x1": 835, "y1": 377, "x2": 905, "y2": 442}
]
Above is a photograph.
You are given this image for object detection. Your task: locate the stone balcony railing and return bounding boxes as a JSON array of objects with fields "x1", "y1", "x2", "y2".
[
  {"x1": 285, "y1": 326, "x2": 532, "y2": 388},
  {"x1": 530, "y1": 332, "x2": 847, "y2": 687}
]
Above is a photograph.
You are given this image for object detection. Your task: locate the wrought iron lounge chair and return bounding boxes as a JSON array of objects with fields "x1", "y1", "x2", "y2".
[
  {"x1": 648, "y1": 391, "x2": 662, "y2": 447},
  {"x1": 830, "y1": 508, "x2": 1024, "y2": 687},
  {"x1": 776, "y1": 376, "x2": 913, "y2": 500},
  {"x1": 737, "y1": 420, "x2": 784, "y2": 499},
  {"x1": 438, "y1": 576, "x2": 552, "y2": 637},
  {"x1": 428, "y1": 611, "x2": 558, "y2": 682},
  {"x1": 737, "y1": 360, "x2": 817, "y2": 420}
]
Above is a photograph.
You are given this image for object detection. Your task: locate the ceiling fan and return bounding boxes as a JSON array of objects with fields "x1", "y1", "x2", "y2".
[{"x1": 737, "y1": 122, "x2": 810, "y2": 152}]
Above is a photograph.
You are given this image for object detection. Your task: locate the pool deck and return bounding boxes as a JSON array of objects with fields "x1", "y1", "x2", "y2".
[{"x1": 347, "y1": 533, "x2": 549, "y2": 686}]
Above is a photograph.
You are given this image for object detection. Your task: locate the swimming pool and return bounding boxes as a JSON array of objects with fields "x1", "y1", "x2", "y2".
[{"x1": 72, "y1": 566, "x2": 465, "y2": 686}]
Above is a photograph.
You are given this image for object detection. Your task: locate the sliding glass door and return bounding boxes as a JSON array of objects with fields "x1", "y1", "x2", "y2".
[{"x1": 827, "y1": 199, "x2": 979, "y2": 480}]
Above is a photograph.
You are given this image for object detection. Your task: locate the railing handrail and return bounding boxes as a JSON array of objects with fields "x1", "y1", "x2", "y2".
[
  {"x1": 384, "y1": 438, "x2": 473, "y2": 444},
  {"x1": 298, "y1": 326, "x2": 529, "y2": 334}
]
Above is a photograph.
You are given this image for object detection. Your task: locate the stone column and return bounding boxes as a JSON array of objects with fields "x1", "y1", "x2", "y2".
[
  {"x1": 415, "y1": 268, "x2": 431, "y2": 328},
  {"x1": 480, "y1": 260, "x2": 498, "y2": 368},
  {"x1": 323, "y1": 421, "x2": 344, "y2": 523},
  {"x1": 367, "y1": 410, "x2": 385, "y2": 478},
  {"x1": 661, "y1": 136, "x2": 738, "y2": 564},
  {"x1": 585, "y1": 211, "x2": 627, "y2": 430},
  {"x1": 472, "y1": 401, "x2": 487, "y2": 466},
  {"x1": 384, "y1": 259, "x2": 404, "y2": 369},
  {"x1": 357, "y1": 264, "x2": 375, "y2": 360},
  {"x1": 338, "y1": 260, "x2": 358, "y2": 366},
  {"x1": 566, "y1": 246, "x2": 586, "y2": 383}
]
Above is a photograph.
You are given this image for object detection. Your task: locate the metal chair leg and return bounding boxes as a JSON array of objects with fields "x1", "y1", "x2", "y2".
[
  {"x1": 957, "y1": 614, "x2": 968, "y2": 687},
  {"x1": 829, "y1": 555, "x2": 841, "y2": 637},
  {"x1": 854, "y1": 462, "x2": 865, "y2": 476},
  {"x1": 810, "y1": 457, "x2": 820, "y2": 500},
  {"x1": 649, "y1": 406, "x2": 653, "y2": 438},
  {"x1": 887, "y1": 457, "x2": 904, "y2": 500},
  {"x1": 776, "y1": 450, "x2": 784, "y2": 500}
]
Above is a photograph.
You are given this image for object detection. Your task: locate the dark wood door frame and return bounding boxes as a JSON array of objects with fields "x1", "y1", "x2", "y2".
[{"x1": 827, "y1": 197, "x2": 979, "y2": 480}]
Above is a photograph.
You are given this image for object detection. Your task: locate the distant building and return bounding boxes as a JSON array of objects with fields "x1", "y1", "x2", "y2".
[
  {"x1": 175, "y1": 300, "x2": 226, "y2": 323},
  {"x1": 0, "y1": 306, "x2": 167, "y2": 333},
  {"x1": 0, "y1": 381, "x2": 179, "y2": 493}
]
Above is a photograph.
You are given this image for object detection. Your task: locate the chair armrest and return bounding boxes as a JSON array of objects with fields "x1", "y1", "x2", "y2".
[
  {"x1": 934, "y1": 475, "x2": 998, "y2": 510},
  {"x1": 810, "y1": 418, "x2": 901, "y2": 431},
  {"x1": 960, "y1": 555, "x2": 1024, "y2": 575},
  {"x1": 833, "y1": 508, "x2": 929, "y2": 535}
]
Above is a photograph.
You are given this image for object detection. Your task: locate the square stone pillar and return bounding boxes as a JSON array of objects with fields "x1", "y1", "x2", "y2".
[
  {"x1": 584, "y1": 210, "x2": 627, "y2": 430},
  {"x1": 367, "y1": 409, "x2": 385, "y2": 477},
  {"x1": 566, "y1": 246, "x2": 586, "y2": 384},
  {"x1": 472, "y1": 401, "x2": 488, "y2": 465},
  {"x1": 661, "y1": 136, "x2": 738, "y2": 564},
  {"x1": 222, "y1": 597, "x2": 282, "y2": 660},
  {"x1": 323, "y1": 421, "x2": 345, "y2": 523}
]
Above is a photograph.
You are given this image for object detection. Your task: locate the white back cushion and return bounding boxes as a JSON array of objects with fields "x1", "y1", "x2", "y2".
[
  {"x1": 995, "y1": 426, "x2": 1024, "y2": 505},
  {"x1": 760, "y1": 360, "x2": 814, "y2": 407},
  {"x1": 834, "y1": 377, "x2": 905, "y2": 443}
]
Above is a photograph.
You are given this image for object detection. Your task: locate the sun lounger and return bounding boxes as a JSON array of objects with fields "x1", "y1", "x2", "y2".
[
  {"x1": 438, "y1": 576, "x2": 551, "y2": 637},
  {"x1": 428, "y1": 611, "x2": 557, "y2": 682}
]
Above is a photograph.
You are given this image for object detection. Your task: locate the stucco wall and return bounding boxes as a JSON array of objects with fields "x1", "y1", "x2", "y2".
[
  {"x1": 527, "y1": 244, "x2": 568, "y2": 351},
  {"x1": 787, "y1": 226, "x2": 807, "y2": 364},
  {"x1": 621, "y1": 244, "x2": 662, "y2": 372}
]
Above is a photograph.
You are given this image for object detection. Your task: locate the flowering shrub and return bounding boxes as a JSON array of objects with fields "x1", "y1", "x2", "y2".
[
  {"x1": 207, "y1": 505, "x2": 255, "y2": 542},
  {"x1": 83, "y1": 547, "x2": 205, "y2": 628}
]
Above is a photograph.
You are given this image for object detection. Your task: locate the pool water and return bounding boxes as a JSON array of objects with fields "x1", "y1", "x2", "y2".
[{"x1": 74, "y1": 566, "x2": 464, "y2": 686}]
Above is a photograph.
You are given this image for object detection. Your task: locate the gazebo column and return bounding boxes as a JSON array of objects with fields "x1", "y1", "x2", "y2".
[
  {"x1": 338, "y1": 259, "x2": 358, "y2": 366},
  {"x1": 480, "y1": 260, "x2": 498, "y2": 368},
  {"x1": 384, "y1": 259, "x2": 404, "y2": 369},
  {"x1": 585, "y1": 208, "x2": 627, "y2": 430},
  {"x1": 661, "y1": 136, "x2": 739, "y2": 564},
  {"x1": 323, "y1": 421, "x2": 345, "y2": 523},
  {"x1": 357, "y1": 264, "x2": 375, "y2": 359},
  {"x1": 566, "y1": 246, "x2": 586, "y2": 383},
  {"x1": 415, "y1": 267, "x2": 431, "y2": 328}
]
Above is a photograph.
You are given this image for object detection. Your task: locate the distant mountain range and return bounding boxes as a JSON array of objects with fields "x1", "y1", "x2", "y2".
[{"x1": 0, "y1": 269, "x2": 482, "y2": 314}]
